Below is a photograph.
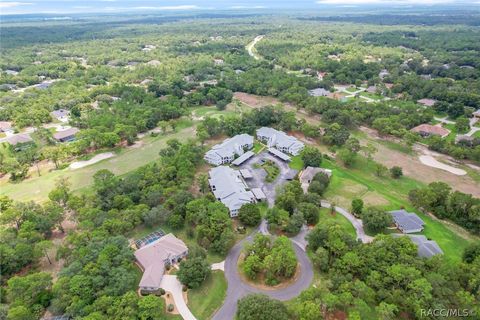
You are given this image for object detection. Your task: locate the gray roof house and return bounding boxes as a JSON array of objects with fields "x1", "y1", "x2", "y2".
[
  {"x1": 208, "y1": 166, "x2": 255, "y2": 217},
  {"x1": 308, "y1": 88, "x2": 330, "y2": 97},
  {"x1": 389, "y1": 209, "x2": 425, "y2": 233},
  {"x1": 6, "y1": 133, "x2": 33, "y2": 147},
  {"x1": 379, "y1": 69, "x2": 390, "y2": 80},
  {"x1": 204, "y1": 134, "x2": 253, "y2": 166},
  {"x1": 299, "y1": 167, "x2": 332, "y2": 184},
  {"x1": 257, "y1": 127, "x2": 304, "y2": 156},
  {"x1": 51, "y1": 109, "x2": 70, "y2": 123},
  {"x1": 393, "y1": 234, "x2": 443, "y2": 258},
  {"x1": 53, "y1": 127, "x2": 79, "y2": 142},
  {"x1": 135, "y1": 233, "x2": 188, "y2": 292}
]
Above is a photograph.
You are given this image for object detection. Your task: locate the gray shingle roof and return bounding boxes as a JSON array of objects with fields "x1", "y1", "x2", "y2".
[
  {"x1": 7, "y1": 133, "x2": 33, "y2": 145},
  {"x1": 257, "y1": 127, "x2": 304, "y2": 156},
  {"x1": 208, "y1": 166, "x2": 254, "y2": 214},
  {"x1": 308, "y1": 88, "x2": 330, "y2": 97},
  {"x1": 204, "y1": 134, "x2": 253, "y2": 165},
  {"x1": 389, "y1": 209, "x2": 425, "y2": 233},
  {"x1": 393, "y1": 234, "x2": 443, "y2": 258},
  {"x1": 53, "y1": 127, "x2": 79, "y2": 140}
]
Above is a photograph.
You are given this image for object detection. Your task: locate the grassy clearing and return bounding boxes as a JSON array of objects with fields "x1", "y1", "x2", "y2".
[
  {"x1": 319, "y1": 208, "x2": 356, "y2": 238},
  {"x1": 188, "y1": 271, "x2": 227, "y2": 320},
  {"x1": 321, "y1": 156, "x2": 471, "y2": 262},
  {"x1": 360, "y1": 91, "x2": 383, "y2": 100},
  {"x1": 253, "y1": 141, "x2": 265, "y2": 154},
  {"x1": 376, "y1": 139, "x2": 414, "y2": 155},
  {"x1": 0, "y1": 126, "x2": 196, "y2": 202},
  {"x1": 262, "y1": 160, "x2": 280, "y2": 182},
  {"x1": 288, "y1": 155, "x2": 304, "y2": 170}
]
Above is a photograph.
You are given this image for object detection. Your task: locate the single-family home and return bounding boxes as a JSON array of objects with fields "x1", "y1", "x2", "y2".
[
  {"x1": 135, "y1": 233, "x2": 188, "y2": 293},
  {"x1": 208, "y1": 166, "x2": 255, "y2": 217},
  {"x1": 317, "y1": 71, "x2": 327, "y2": 81},
  {"x1": 51, "y1": 109, "x2": 70, "y2": 123},
  {"x1": 308, "y1": 88, "x2": 330, "y2": 97},
  {"x1": 473, "y1": 109, "x2": 480, "y2": 119},
  {"x1": 53, "y1": 127, "x2": 79, "y2": 143},
  {"x1": 256, "y1": 127, "x2": 304, "y2": 156},
  {"x1": 389, "y1": 209, "x2": 425, "y2": 234},
  {"x1": 417, "y1": 98, "x2": 437, "y2": 107},
  {"x1": 0, "y1": 121, "x2": 13, "y2": 133},
  {"x1": 392, "y1": 234, "x2": 443, "y2": 258},
  {"x1": 6, "y1": 133, "x2": 34, "y2": 151},
  {"x1": 204, "y1": 134, "x2": 254, "y2": 166},
  {"x1": 299, "y1": 167, "x2": 332, "y2": 184},
  {"x1": 213, "y1": 58, "x2": 224, "y2": 65},
  {"x1": 379, "y1": 69, "x2": 390, "y2": 80},
  {"x1": 411, "y1": 124, "x2": 450, "y2": 138},
  {"x1": 299, "y1": 166, "x2": 332, "y2": 193}
]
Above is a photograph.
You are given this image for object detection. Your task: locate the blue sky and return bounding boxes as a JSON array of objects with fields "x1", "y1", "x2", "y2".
[{"x1": 0, "y1": 0, "x2": 478, "y2": 15}]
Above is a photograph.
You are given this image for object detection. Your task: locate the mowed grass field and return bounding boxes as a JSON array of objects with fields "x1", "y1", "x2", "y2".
[
  {"x1": 0, "y1": 124, "x2": 195, "y2": 202},
  {"x1": 188, "y1": 271, "x2": 227, "y2": 320},
  {"x1": 321, "y1": 156, "x2": 472, "y2": 263}
]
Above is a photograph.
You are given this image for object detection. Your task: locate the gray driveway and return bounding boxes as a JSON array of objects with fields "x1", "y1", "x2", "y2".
[{"x1": 320, "y1": 201, "x2": 374, "y2": 243}]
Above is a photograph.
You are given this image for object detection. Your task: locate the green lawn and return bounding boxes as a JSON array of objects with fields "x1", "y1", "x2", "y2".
[
  {"x1": 262, "y1": 160, "x2": 280, "y2": 182},
  {"x1": 321, "y1": 156, "x2": 472, "y2": 263},
  {"x1": 288, "y1": 155, "x2": 304, "y2": 170},
  {"x1": 253, "y1": 141, "x2": 265, "y2": 154},
  {"x1": 0, "y1": 125, "x2": 196, "y2": 202},
  {"x1": 188, "y1": 271, "x2": 227, "y2": 320},
  {"x1": 473, "y1": 130, "x2": 480, "y2": 138},
  {"x1": 319, "y1": 208, "x2": 356, "y2": 238},
  {"x1": 345, "y1": 87, "x2": 358, "y2": 93},
  {"x1": 360, "y1": 91, "x2": 383, "y2": 100}
]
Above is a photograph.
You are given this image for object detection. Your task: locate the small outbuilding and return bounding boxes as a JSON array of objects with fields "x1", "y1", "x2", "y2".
[
  {"x1": 267, "y1": 147, "x2": 291, "y2": 162},
  {"x1": 239, "y1": 169, "x2": 253, "y2": 179},
  {"x1": 251, "y1": 188, "x2": 267, "y2": 201}
]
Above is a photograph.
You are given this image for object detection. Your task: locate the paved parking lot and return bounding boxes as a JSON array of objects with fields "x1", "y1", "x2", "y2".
[{"x1": 238, "y1": 151, "x2": 298, "y2": 207}]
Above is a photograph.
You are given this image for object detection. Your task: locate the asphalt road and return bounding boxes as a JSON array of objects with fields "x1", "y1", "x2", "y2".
[{"x1": 212, "y1": 230, "x2": 314, "y2": 320}]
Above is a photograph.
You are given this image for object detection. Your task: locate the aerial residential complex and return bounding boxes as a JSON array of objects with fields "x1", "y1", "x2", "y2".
[
  {"x1": 208, "y1": 166, "x2": 256, "y2": 217},
  {"x1": 256, "y1": 127, "x2": 304, "y2": 156},
  {"x1": 204, "y1": 134, "x2": 253, "y2": 165},
  {"x1": 134, "y1": 233, "x2": 188, "y2": 293}
]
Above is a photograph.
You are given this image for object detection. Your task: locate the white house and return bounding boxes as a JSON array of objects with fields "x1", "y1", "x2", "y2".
[
  {"x1": 204, "y1": 134, "x2": 253, "y2": 166},
  {"x1": 208, "y1": 166, "x2": 255, "y2": 217},
  {"x1": 256, "y1": 127, "x2": 304, "y2": 156}
]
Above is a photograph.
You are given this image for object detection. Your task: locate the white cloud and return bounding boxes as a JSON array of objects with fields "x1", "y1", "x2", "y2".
[
  {"x1": 0, "y1": 1, "x2": 33, "y2": 8},
  {"x1": 132, "y1": 5, "x2": 199, "y2": 10},
  {"x1": 316, "y1": 0, "x2": 454, "y2": 3},
  {"x1": 231, "y1": 5, "x2": 267, "y2": 9}
]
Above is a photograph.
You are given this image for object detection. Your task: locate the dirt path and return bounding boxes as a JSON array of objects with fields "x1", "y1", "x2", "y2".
[{"x1": 246, "y1": 35, "x2": 264, "y2": 60}]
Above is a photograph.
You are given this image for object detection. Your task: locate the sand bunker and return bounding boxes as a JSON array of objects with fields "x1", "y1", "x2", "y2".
[
  {"x1": 419, "y1": 155, "x2": 466, "y2": 176},
  {"x1": 69, "y1": 152, "x2": 114, "y2": 169}
]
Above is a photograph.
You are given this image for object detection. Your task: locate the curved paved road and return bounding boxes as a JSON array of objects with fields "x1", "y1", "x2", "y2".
[{"x1": 212, "y1": 230, "x2": 313, "y2": 320}]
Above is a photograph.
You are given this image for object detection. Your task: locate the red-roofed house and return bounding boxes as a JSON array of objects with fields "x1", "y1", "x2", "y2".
[{"x1": 411, "y1": 124, "x2": 450, "y2": 138}]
